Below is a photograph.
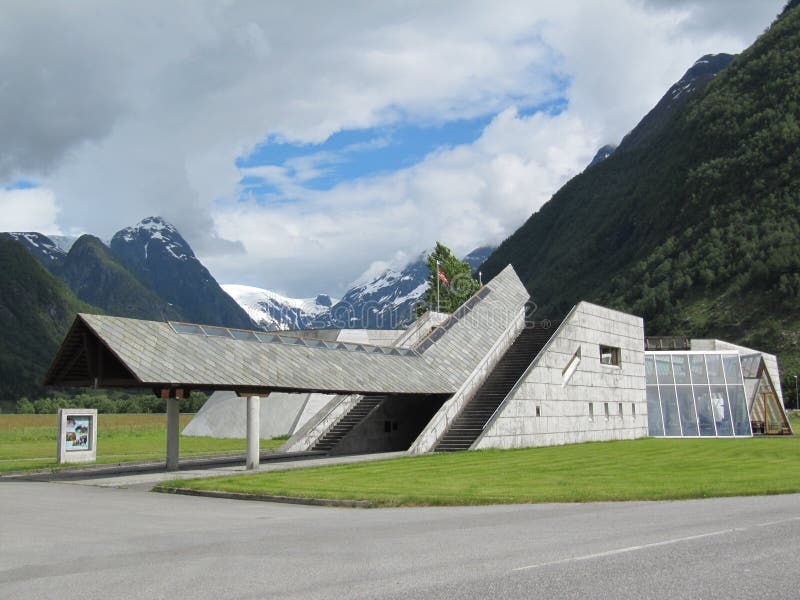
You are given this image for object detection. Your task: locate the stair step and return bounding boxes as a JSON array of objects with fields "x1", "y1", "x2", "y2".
[{"x1": 435, "y1": 321, "x2": 560, "y2": 452}]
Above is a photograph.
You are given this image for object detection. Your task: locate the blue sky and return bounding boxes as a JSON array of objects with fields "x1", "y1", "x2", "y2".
[
  {"x1": 3, "y1": 179, "x2": 37, "y2": 190},
  {"x1": 236, "y1": 95, "x2": 570, "y2": 199}
]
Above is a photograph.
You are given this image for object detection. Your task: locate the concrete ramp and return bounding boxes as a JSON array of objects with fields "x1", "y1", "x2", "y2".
[{"x1": 183, "y1": 391, "x2": 334, "y2": 439}]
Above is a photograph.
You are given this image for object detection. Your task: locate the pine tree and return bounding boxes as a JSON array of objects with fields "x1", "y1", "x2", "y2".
[{"x1": 416, "y1": 242, "x2": 480, "y2": 315}]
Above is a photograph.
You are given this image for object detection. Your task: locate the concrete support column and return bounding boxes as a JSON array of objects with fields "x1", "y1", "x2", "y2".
[
  {"x1": 166, "y1": 396, "x2": 180, "y2": 471},
  {"x1": 246, "y1": 395, "x2": 260, "y2": 470}
]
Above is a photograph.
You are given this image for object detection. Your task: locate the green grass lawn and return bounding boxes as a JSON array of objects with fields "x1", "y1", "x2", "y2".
[
  {"x1": 165, "y1": 430, "x2": 800, "y2": 507},
  {"x1": 0, "y1": 414, "x2": 284, "y2": 474}
]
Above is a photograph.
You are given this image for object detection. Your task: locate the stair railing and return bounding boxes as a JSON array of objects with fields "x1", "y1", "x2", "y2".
[{"x1": 478, "y1": 307, "x2": 577, "y2": 442}]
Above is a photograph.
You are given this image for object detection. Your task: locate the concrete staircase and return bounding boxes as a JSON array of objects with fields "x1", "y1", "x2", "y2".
[
  {"x1": 312, "y1": 395, "x2": 385, "y2": 452},
  {"x1": 434, "y1": 322, "x2": 559, "y2": 452}
]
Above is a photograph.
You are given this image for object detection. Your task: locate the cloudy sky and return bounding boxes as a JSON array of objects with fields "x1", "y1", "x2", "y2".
[{"x1": 0, "y1": 0, "x2": 786, "y2": 297}]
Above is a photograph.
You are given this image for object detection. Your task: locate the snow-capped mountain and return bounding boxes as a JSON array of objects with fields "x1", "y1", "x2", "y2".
[
  {"x1": 222, "y1": 284, "x2": 336, "y2": 331},
  {"x1": 0, "y1": 232, "x2": 66, "y2": 272},
  {"x1": 461, "y1": 246, "x2": 496, "y2": 274},
  {"x1": 111, "y1": 216, "x2": 193, "y2": 267},
  {"x1": 109, "y1": 216, "x2": 255, "y2": 329},
  {"x1": 328, "y1": 255, "x2": 430, "y2": 329},
  {"x1": 49, "y1": 235, "x2": 79, "y2": 253},
  {"x1": 223, "y1": 246, "x2": 498, "y2": 331}
]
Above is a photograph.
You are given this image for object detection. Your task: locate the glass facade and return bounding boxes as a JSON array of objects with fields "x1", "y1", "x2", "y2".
[{"x1": 645, "y1": 352, "x2": 752, "y2": 437}]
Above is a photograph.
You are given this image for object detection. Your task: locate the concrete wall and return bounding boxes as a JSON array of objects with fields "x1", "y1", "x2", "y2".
[
  {"x1": 474, "y1": 302, "x2": 647, "y2": 450},
  {"x1": 331, "y1": 395, "x2": 448, "y2": 455},
  {"x1": 335, "y1": 329, "x2": 405, "y2": 346},
  {"x1": 691, "y1": 339, "x2": 784, "y2": 405},
  {"x1": 393, "y1": 311, "x2": 448, "y2": 348},
  {"x1": 183, "y1": 391, "x2": 322, "y2": 439}
]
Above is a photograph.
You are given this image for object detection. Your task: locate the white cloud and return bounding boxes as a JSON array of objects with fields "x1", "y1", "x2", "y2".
[
  {"x1": 0, "y1": 0, "x2": 787, "y2": 295},
  {"x1": 0, "y1": 188, "x2": 62, "y2": 234}
]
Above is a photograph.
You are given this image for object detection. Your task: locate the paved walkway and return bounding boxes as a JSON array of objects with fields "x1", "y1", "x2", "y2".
[{"x1": 6, "y1": 451, "x2": 407, "y2": 490}]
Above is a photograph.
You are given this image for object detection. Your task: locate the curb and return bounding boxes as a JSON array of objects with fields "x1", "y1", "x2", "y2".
[{"x1": 153, "y1": 485, "x2": 373, "y2": 508}]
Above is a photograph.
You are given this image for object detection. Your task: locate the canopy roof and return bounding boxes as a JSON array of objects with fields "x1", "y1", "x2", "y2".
[{"x1": 45, "y1": 265, "x2": 529, "y2": 398}]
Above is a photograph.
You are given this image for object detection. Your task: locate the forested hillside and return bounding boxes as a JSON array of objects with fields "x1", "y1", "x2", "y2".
[
  {"x1": 0, "y1": 239, "x2": 100, "y2": 405},
  {"x1": 482, "y1": 2, "x2": 800, "y2": 396},
  {"x1": 57, "y1": 235, "x2": 181, "y2": 321}
]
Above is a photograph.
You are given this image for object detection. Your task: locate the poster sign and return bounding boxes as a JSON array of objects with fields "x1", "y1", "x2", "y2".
[
  {"x1": 65, "y1": 415, "x2": 91, "y2": 451},
  {"x1": 58, "y1": 408, "x2": 97, "y2": 464}
]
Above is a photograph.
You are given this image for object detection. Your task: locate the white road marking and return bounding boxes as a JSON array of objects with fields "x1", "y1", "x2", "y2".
[{"x1": 512, "y1": 515, "x2": 800, "y2": 572}]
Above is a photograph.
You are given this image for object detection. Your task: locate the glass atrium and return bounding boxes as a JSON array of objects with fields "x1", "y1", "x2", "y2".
[{"x1": 645, "y1": 352, "x2": 751, "y2": 437}]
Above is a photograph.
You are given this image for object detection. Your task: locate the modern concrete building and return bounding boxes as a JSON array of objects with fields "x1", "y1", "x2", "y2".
[{"x1": 45, "y1": 266, "x2": 791, "y2": 471}]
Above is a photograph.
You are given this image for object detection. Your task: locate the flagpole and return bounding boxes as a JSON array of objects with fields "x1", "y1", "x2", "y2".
[{"x1": 436, "y1": 259, "x2": 440, "y2": 313}]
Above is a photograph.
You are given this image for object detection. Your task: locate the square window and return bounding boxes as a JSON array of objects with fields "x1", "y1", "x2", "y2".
[{"x1": 600, "y1": 345, "x2": 621, "y2": 367}]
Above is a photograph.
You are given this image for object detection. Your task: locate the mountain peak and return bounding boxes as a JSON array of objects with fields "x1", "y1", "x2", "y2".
[
  {"x1": 0, "y1": 231, "x2": 66, "y2": 272},
  {"x1": 614, "y1": 53, "x2": 735, "y2": 155},
  {"x1": 111, "y1": 216, "x2": 193, "y2": 262}
]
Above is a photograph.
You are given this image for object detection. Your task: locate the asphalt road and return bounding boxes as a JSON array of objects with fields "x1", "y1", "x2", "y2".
[{"x1": 2, "y1": 481, "x2": 799, "y2": 599}]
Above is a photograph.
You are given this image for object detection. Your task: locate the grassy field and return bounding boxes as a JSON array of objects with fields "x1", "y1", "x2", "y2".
[
  {"x1": 0, "y1": 414, "x2": 284, "y2": 473},
  {"x1": 166, "y1": 422, "x2": 800, "y2": 507}
]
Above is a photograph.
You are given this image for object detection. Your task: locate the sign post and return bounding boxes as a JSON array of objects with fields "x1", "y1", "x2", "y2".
[{"x1": 57, "y1": 408, "x2": 98, "y2": 464}]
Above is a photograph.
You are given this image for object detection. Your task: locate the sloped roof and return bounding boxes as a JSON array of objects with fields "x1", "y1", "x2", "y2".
[{"x1": 45, "y1": 265, "x2": 529, "y2": 398}]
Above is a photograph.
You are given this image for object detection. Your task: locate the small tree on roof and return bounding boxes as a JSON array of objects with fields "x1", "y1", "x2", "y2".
[{"x1": 416, "y1": 242, "x2": 480, "y2": 315}]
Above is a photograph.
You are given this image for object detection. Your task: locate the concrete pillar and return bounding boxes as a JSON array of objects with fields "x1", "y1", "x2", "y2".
[
  {"x1": 246, "y1": 395, "x2": 260, "y2": 470},
  {"x1": 166, "y1": 396, "x2": 180, "y2": 471}
]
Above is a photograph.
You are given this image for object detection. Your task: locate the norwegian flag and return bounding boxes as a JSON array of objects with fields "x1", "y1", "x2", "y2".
[{"x1": 437, "y1": 268, "x2": 449, "y2": 286}]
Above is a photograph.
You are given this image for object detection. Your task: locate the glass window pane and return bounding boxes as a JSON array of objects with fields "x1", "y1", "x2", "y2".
[
  {"x1": 230, "y1": 330, "x2": 258, "y2": 342},
  {"x1": 645, "y1": 355, "x2": 657, "y2": 384},
  {"x1": 693, "y1": 385, "x2": 716, "y2": 436},
  {"x1": 723, "y1": 355, "x2": 744, "y2": 385},
  {"x1": 655, "y1": 355, "x2": 674, "y2": 385},
  {"x1": 254, "y1": 333, "x2": 279, "y2": 343},
  {"x1": 660, "y1": 386, "x2": 682, "y2": 436},
  {"x1": 677, "y1": 387, "x2": 699, "y2": 436},
  {"x1": 707, "y1": 355, "x2": 725, "y2": 384},
  {"x1": 171, "y1": 322, "x2": 204, "y2": 335},
  {"x1": 672, "y1": 355, "x2": 691, "y2": 384},
  {"x1": 710, "y1": 385, "x2": 733, "y2": 435},
  {"x1": 728, "y1": 385, "x2": 751, "y2": 436},
  {"x1": 690, "y1": 355, "x2": 708, "y2": 384},
  {"x1": 646, "y1": 387, "x2": 664, "y2": 436},
  {"x1": 201, "y1": 326, "x2": 233, "y2": 338}
]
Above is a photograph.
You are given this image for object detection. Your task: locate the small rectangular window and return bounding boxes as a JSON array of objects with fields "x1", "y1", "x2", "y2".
[
  {"x1": 384, "y1": 420, "x2": 391, "y2": 433},
  {"x1": 588, "y1": 403, "x2": 594, "y2": 420},
  {"x1": 562, "y1": 347, "x2": 582, "y2": 384},
  {"x1": 535, "y1": 405, "x2": 541, "y2": 417},
  {"x1": 632, "y1": 403, "x2": 636, "y2": 417},
  {"x1": 604, "y1": 402, "x2": 610, "y2": 419},
  {"x1": 600, "y1": 345, "x2": 621, "y2": 366},
  {"x1": 618, "y1": 402, "x2": 623, "y2": 417}
]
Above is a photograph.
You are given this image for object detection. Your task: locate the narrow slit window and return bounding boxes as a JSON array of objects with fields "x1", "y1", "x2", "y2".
[
  {"x1": 600, "y1": 345, "x2": 621, "y2": 367},
  {"x1": 604, "y1": 402, "x2": 610, "y2": 419},
  {"x1": 588, "y1": 403, "x2": 594, "y2": 420},
  {"x1": 632, "y1": 403, "x2": 636, "y2": 417},
  {"x1": 618, "y1": 402, "x2": 623, "y2": 417},
  {"x1": 535, "y1": 405, "x2": 541, "y2": 417}
]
